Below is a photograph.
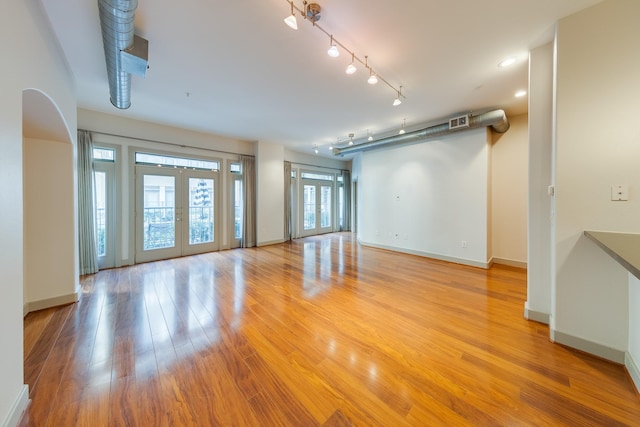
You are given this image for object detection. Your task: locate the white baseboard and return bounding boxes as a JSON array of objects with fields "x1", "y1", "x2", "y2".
[
  {"x1": 1, "y1": 385, "x2": 29, "y2": 427},
  {"x1": 257, "y1": 239, "x2": 284, "y2": 247},
  {"x1": 626, "y1": 352, "x2": 640, "y2": 394},
  {"x1": 524, "y1": 304, "x2": 550, "y2": 324},
  {"x1": 492, "y1": 257, "x2": 527, "y2": 269},
  {"x1": 360, "y1": 241, "x2": 491, "y2": 269},
  {"x1": 552, "y1": 330, "x2": 625, "y2": 364},
  {"x1": 24, "y1": 292, "x2": 78, "y2": 315}
]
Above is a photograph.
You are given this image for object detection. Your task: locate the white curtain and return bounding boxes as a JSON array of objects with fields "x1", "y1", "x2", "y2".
[
  {"x1": 241, "y1": 155, "x2": 256, "y2": 248},
  {"x1": 77, "y1": 130, "x2": 99, "y2": 274},
  {"x1": 342, "y1": 169, "x2": 351, "y2": 231},
  {"x1": 284, "y1": 161, "x2": 292, "y2": 241}
]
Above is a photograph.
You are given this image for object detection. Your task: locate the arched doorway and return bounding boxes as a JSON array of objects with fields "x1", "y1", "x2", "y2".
[{"x1": 22, "y1": 88, "x2": 77, "y2": 314}]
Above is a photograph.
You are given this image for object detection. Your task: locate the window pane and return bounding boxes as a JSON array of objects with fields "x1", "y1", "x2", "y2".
[
  {"x1": 93, "y1": 147, "x2": 115, "y2": 161},
  {"x1": 135, "y1": 152, "x2": 219, "y2": 171},
  {"x1": 188, "y1": 178, "x2": 214, "y2": 245},
  {"x1": 301, "y1": 172, "x2": 333, "y2": 181},
  {"x1": 94, "y1": 171, "x2": 107, "y2": 257},
  {"x1": 320, "y1": 185, "x2": 331, "y2": 228},
  {"x1": 143, "y1": 175, "x2": 175, "y2": 250},
  {"x1": 304, "y1": 185, "x2": 316, "y2": 230},
  {"x1": 230, "y1": 163, "x2": 241, "y2": 173}
]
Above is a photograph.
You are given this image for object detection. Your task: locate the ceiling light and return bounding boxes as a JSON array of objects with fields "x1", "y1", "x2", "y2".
[
  {"x1": 498, "y1": 58, "x2": 516, "y2": 68},
  {"x1": 313, "y1": 144, "x2": 319, "y2": 154},
  {"x1": 393, "y1": 85, "x2": 403, "y2": 106},
  {"x1": 284, "y1": 1, "x2": 298, "y2": 29},
  {"x1": 367, "y1": 129, "x2": 373, "y2": 141},
  {"x1": 346, "y1": 53, "x2": 356, "y2": 74},
  {"x1": 399, "y1": 119, "x2": 406, "y2": 135},
  {"x1": 368, "y1": 71, "x2": 378, "y2": 85},
  {"x1": 348, "y1": 133, "x2": 354, "y2": 145},
  {"x1": 515, "y1": 90, "x2": 527, "y2": 97},
  {"x1": 328, "y1": 35, "x2": 339, "y2": 57}
]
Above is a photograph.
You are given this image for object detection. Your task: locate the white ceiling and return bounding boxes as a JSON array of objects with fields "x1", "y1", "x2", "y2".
[{"x1": 39, "y1": 0, "x2": 601, "y2": 157}]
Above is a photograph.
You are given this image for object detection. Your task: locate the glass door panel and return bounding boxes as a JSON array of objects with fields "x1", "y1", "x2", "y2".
[
  {"x1": 320, "y1": 185, "x2": 332, "y2": 230},
  {"x1": 136, "y1": 169, "x2": 181, "y2": 263},
  {"x1": 303, "y1": 185, "x2": 316, "y2": 231},
  {"x1": 143, "y1": 174, "x2": 176, "y2": 250},
  {"x1": 188, "y1": 178, "x2": 214, "y2": 245},
  {"x1": 94, "y1": 171, "x2": 107, "y2": 258}
]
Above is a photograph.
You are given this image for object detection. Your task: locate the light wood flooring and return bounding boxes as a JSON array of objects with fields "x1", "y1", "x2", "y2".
[{"x1": 21, "y1": 232, "x2": 640, "y2": 426}]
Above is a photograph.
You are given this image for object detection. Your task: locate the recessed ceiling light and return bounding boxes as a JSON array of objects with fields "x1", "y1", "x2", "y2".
[
  {"x1": 498, "y1": 58, "x2": 516, "y2": 68},
  {"x1": 515, "y1": 90, "x2": 527, "y2": 98}
]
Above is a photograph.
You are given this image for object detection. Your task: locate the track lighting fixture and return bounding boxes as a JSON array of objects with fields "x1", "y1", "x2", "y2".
[
  {"x1": 399, "y1": 119, "x2": 406, "y2": 135},
  {"x1": 346, "y1": 53, "x2": 356, "y2": 75},
  {"x1": 327, "y1": 35, "x2": 339, "y2": 57},
  {"x1": 348, "y1": 133, "x2": 354, "y2": 146},
  {"x1": 367, "y1": 129, "x2": 373, "y2": 141},
  {"x1": 313, "y1": 144, "x2": 319, "y2": 154},
  {"x1": 393, "y1": 86, "x2": 403, "y2": 106},
  {"x1": 281, "y1": 1, "x2": 404, "y2": 106},
  {"x1": 284, "y1": 1, "x2": 298, "y2": 29}
]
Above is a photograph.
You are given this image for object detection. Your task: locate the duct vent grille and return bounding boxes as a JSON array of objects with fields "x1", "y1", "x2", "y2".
[{"x1": 449, "y1": 115, "x2": 470, "y2": 130}]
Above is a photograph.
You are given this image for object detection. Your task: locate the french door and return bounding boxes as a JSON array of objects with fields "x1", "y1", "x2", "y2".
[
  {"x1": 135, "y1": 166, "x2": 219, "y2": 263},
  {"x1": 300, "y1": 180, "x2": 333, "y2": 237}
]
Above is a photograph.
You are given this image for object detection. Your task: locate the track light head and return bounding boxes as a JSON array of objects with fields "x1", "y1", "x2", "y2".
[
  {"x1": 328, "y1": 35, "x2": 339, "y2": 57},
  {"x1": 368, "y1": 71, "x2": 378, "y2": 85},
  {"x1": 284, "y1": 1, "x2": 297, "y2": 29}
]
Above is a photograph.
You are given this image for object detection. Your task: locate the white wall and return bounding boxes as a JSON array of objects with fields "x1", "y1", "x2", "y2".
[
  {"x1": 492, "y1": 113, "x2": 528, "y2": 267},
  {"x1": 23, "y1": 138, "x2": 76, "y2": 308},
  {"x1": 553, "y1": 0, "x2": 640, "y2": 359},
  {"x1": 358, "y1": 128, "x2": 492, "y2": 268},
  {"x1": 526, "y1": 42, "x2": 554, "y2": 323},
  {"x1": 256, "y1": 141, "x2": 285, "y2": 246},
  {"x1": 1, "y1": 0, "x2": 77, "y2": 425}
]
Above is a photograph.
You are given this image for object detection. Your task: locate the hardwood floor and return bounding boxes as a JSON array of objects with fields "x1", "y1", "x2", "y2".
[{"x1": 21, "y1": 233, "x2": 640, "y2": 426}]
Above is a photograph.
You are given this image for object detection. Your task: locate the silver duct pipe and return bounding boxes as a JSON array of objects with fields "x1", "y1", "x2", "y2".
[
  {"x1": 333, "y1": 109, "x2": 510, "y2": 156},
  {"x1": 98, "y1": 0, "x2": 138, "y2": 109}
]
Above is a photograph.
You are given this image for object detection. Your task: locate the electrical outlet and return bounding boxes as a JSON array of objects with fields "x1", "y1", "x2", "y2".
[
  {"x1": 611, "y1": 184, "x2": 629, "y2": 201},
  {"x1": 461, "y1": 240, "x2": 468, "y2": 248}
]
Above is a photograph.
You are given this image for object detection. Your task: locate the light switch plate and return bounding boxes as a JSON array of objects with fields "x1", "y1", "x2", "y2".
[{"x1": 611, "y1": 184, "x2": 629, "y2": 201}]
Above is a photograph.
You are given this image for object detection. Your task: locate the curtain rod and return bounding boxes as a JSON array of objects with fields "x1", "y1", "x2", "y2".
[{"x1": 83, "y1": 129, "x2": 255, "y2": 158}]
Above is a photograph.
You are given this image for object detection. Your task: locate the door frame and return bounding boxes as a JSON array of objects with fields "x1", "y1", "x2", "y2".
[{"x1": 134, "y1": 163, "x2": 221, "y2": 263}]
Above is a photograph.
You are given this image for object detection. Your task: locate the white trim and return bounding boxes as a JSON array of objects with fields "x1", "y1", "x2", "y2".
[
  {"x1": 625, "y1": 352, "x2": 640, "y2": 394},
  {"x1": 24, "y1": 292, "x2": 78, "y2": 315},
  {"x1": 257, "y1": 239, "x2": 285, "y2": 247},
  {"x1": 524, "y1": 303, "x2": 550, "y2": 324},
  {"x1": 1, "y1": 385, "x2": 29, "y2": 427},
  {"x1": 360, "y1": 241, "x2": 491, "y2": 269},
  {"x1": 492, "y1": 257, "x2": 527, "y2": 269},
  {"x1": 552, "y1": 330, "x2": 625, "y2": 364}
]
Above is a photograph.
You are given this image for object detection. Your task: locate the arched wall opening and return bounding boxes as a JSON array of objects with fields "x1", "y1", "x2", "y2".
[{"x1": 22, "y1": 88, "x2": 78, "y2": 314}]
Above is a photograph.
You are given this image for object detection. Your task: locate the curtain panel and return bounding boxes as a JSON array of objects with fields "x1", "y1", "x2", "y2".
[
  {"x1": 77, "y1": 130, "x2": 99, "y2": 275},
  {"x1": 284, "y1": 161, "x2": 292, "y2": 241},
  {"x1": 241, "y1": 155, "x2": 256, "y2": 248}
]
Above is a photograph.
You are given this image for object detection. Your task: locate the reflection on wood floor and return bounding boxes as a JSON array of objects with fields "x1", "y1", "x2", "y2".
[{"x1": 21, "y1": 232, "x2": 640, "y2": 426}]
